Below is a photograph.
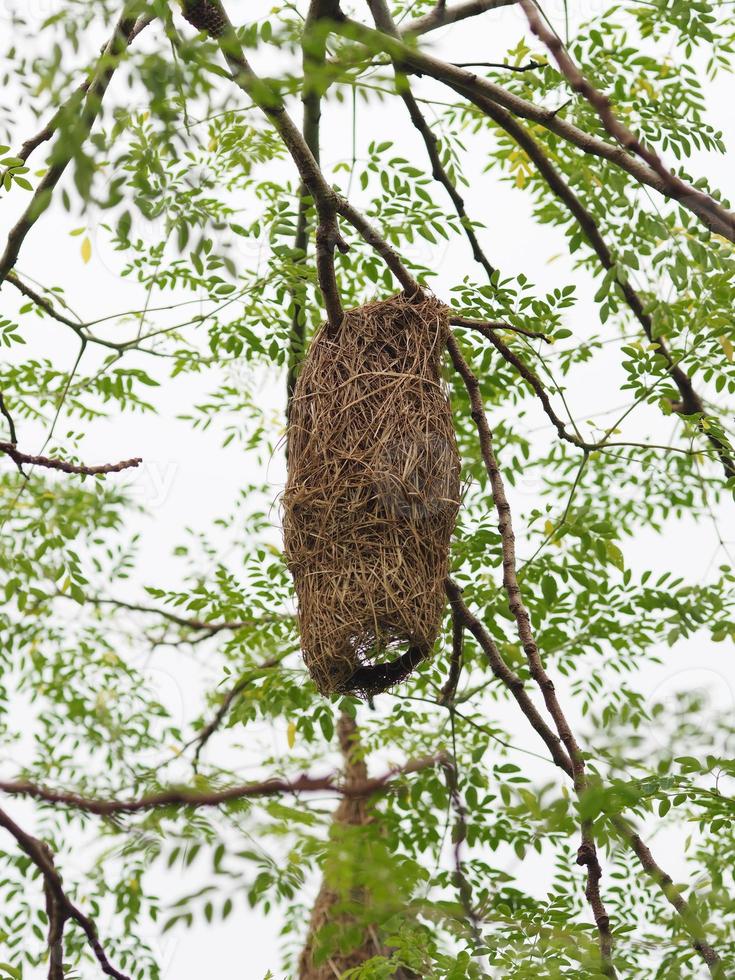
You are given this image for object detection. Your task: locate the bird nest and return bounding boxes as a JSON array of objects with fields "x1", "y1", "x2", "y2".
[{"x1": 283, "y1": 294, "x2": 460, "y2": 698}]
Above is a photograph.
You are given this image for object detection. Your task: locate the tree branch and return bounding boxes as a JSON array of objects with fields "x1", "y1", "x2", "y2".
[
  {"x1": 181, "y1": 1, "x2": 421, "y2": 304},
  {"x1": 446, "y1": 335, "x2": 617, "y2": 975},
  {"x1": 0, "y1": 392, "x2": 18, "y2": 445},
  {"x1": 190, "y1": 654, "x2": 288, "y2": 769},
  {"x1": 181, "y1": 0, "x2": 348, "y2": 328},
  {"x1": 286, "y1": 0, "x2": 328, "y2": 417},
  {"x1": 455, "y1": 321, "x2": 588, "y2": 449},
  {"x1": 613, "y1": 818, "x2": 725, "y2": 977},
  {"x1": 334, "y1": 19, "x2": 735, "y2": 243},
  {"x1": 0, "y1": 2, "x2": 145, "y2": 287},
  {"x1": 518, "y1": 0, "x2": 735, "y2": 242},
  {"x1": 366, "y1": 0, "x2": 497, "y2": 280},
  {"x1": 447, "y1": 580, "x2": 726, "y2": 975},
  {"x1": 0, "y1": 443, "x2": 141, "y2": 476},
  {"x1": 447, "y1": 333, "x2": 727, "y2": 972},
  {"x1": 72, "y1": 594, "x2": 287, "y2": 633},
  {"x1": 445, "y1": 579, "x2": 573, "y2": 777},
  {"x1": 450, "y1": 316, "x2": 551, "y2": 343},
  {"x1": 13, "y1": 14, "x2": 154, "y2": 168},
  {"x1": 439, "y1": 599, "x2": 464, "y2": 706},
  {"x1": 478, "y1": 102, "x2": 735, "y2": 478},
  {"x1": 0, "y1": 754, "x2": 450, "y2": 815},
  {"x1": 400, "y1": 0, "x2": 518, "y2": 37},
  {"x1": 440, "y1": 754, "x2": 483, "y2": 946},
  {"x1": 0, "y1": 806, "x2": 130, "y2": 980}
]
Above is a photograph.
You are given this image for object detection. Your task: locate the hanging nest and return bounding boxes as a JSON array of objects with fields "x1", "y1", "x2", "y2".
[{"x1": 283, "y1": 294, "x2": 461, "y2": 698}]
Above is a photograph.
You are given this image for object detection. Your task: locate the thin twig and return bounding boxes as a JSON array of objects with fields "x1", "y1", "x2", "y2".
[
  {"x1": 450, "y1": 315, "x2": 550, "y2": 342},
  {"x1": 190, "y1": 654, "x2": 287, "y2": 769},
  {"x1": 451, "y1": 59, "x2": 543, "y2": 72},
  {"x1": 0, "y1": 393, "x2": 18, "y2": 445},
  {"x1": 0, "y1": 443, "x2": 141, "y2": 476},
  {"x1": 13, "y1": 14, "x2": 155, "y2": 167},
  {"x1": 367, "y1": 0, "x2": 497, "y2": 280},
  {"x1": 70, "y1": 593, "x2": 287, "y2": 633},
  {"x1": 440, "y1": 754, "x2": 484, "y2": 947},
  {"x1": 457, "y1": 323, "x2": 588, "y2": 449}
]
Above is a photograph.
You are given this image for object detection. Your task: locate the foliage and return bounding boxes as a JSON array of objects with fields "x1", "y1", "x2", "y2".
[{"x1": 0, "y1": 1, "x2": 734, "y2": 978}]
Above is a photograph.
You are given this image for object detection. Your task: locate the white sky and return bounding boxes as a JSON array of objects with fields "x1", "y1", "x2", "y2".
[{"x1": 1, "y1": 1, "x2": 734, "y2": 977}]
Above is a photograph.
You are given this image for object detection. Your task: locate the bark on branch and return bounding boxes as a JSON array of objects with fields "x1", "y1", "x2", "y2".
[{"x1": 447, "y1": 333, "x2": 617, "y2": 975}]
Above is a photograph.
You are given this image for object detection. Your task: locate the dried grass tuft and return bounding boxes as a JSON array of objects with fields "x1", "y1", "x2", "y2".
[{"x1": 284, "y1": 294, "x2": 460, "y2": 698}]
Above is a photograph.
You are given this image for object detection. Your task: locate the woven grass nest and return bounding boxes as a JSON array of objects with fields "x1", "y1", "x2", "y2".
[{"x1": 283, "y1": 294, "x2": 461, "y2": 698}]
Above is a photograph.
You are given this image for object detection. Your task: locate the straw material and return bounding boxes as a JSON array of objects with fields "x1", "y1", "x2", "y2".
[{"x1": 284, "y1": 294, "x2": 460, "y2": 697}]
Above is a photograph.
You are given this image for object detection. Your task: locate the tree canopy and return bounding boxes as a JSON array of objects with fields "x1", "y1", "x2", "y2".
[{"x1": 0, "y1": 1, "x2": 734, "y2": 977}]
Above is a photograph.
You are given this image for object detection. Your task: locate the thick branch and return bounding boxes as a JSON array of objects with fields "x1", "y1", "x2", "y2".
[
  {"x1": 518, "y1": 0, "x2": 735, "y2": 242},
  {"x1": 0, "y1": 806, "x2": 130, "y2": 980}
]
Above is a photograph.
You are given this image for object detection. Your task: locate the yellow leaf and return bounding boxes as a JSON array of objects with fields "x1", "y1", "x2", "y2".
[
  {"x1": 718, "y1": 335, "x2": 734, "y2": 363},
  {"x1": 81, "y1": 236, "x2": 92, "y2": 264},
  {"x1": 287, "y1": 721, "x2": 296, "y2": 749}
]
